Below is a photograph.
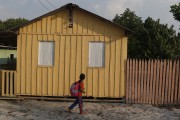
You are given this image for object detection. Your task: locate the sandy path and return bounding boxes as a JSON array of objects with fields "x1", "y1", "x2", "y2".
[{"x1": 0, "y1": 100, "x2": 179, "y2": 120}]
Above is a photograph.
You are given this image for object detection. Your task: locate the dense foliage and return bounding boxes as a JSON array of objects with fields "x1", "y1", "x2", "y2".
[
  {"x1": 113, "y1": 9, "x2": 180, "y2": 59},
  {"x1": 170, "y1": 2, "x2": 180, "y2": 22},
  {"x1": 0, "y1": 18, "x2": 28, "y2": 31}
]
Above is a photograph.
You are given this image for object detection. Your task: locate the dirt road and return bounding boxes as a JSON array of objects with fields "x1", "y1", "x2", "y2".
[{"x1": 0, "y1": 100, "x2": 179, "y2": 120}]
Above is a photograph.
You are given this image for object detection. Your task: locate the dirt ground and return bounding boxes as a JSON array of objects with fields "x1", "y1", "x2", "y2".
[{"x1": 0, "y1": 99, "x2": 179, "y2": 120}]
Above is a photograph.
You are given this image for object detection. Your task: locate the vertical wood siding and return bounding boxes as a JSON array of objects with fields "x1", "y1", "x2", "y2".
[{"x1": 16, "y1": 8, "x2": 127, "y2": 98}]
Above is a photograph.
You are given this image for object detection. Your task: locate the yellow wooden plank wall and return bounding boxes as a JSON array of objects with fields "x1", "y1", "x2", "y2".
[{"x1": 16, "y1": 8, "x2": 127, "y2": 98}]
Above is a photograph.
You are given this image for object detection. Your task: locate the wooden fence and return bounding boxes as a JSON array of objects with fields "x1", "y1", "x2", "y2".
[
  {"x1": 0, "y1": 70, "x2": 16, "y2": 97},
  {"x1": 126, "y1": 59, "x2": 180, "y2": 105}
]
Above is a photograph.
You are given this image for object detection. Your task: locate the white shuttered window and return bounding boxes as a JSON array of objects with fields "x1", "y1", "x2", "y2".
[
  {"x1": 38, "y1": 41, "x2": 55, "y2": 66},
  {"x1": 89, "y1": 42, "x2": 105, "y2": 67}
]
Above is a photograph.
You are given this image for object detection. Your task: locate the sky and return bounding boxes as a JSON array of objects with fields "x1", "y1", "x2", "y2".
[{"x1": 0, "y1": 0, "x2": 179, "y2": 33}]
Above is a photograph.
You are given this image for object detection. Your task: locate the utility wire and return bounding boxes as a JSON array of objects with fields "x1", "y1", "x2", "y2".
[
  {"x1": 45, "y1": 0, "x2": 56, "y2": 9},
  {"x1": 38, "y1": 0, "x2": 51, "y2": 11}
]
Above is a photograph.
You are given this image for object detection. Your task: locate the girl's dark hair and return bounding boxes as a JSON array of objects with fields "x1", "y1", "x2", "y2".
[
  {"x1": 77, "y1": 73, "x2": 85, "y2": 83},
  {"x1": 79, "y1": 73, "x2": 85, "y2": 80}
]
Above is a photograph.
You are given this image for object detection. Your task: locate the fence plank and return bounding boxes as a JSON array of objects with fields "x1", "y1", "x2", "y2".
[
  {"x1": 6, "y1": 72, "x2": 9, "y2": 96},
  {"x1": 129, "y1": 59, "x2": 132, "y2": 103},
  {"x1": 149, "y1": 60, "x2": 153, "y2": 104},
  {"x1": 134, "y1": 59, "x2": 138, "y2": 103},
  {"x1": 127, "y1": 59, "x2": 131, "y2": 103},
  {"x1": 162, "y1": 60, "x2": 166, "y2": 104},
  {"x1": 159, "y1": 60, "x2": 163, "y2": 104},
  {"x1": 155, "y1": 60, "x2": 160, "y2": 105},
  {"x1": 126, "y1": 59, "x2": 129, "y2": 103},
  {"x1": 171, "y1": 60, "x2": 176, "y2": 104},
  {"x1": 174, "y1": 61, "x2": 180, "y2": 104},
  {"x1": 143, "y1": 60, "x2": 147, "y2": 103},
  {"x1": 167, "y1": 60, "x2": 172, "y2": 104},
  {"x1": 152, "y1": 60, "x2": 156, "y2": 104},
  {"x1": 0, "y1": 71, "x2": 1, "y2": 95},
  {"x1": 140, "y1": 60, "x2": 144, "y2": 103},
  {"x1": 14, "y1": 71, "x2": 17, "y2": 95},
  {"x1": 10, "y1": 72, "x2": 13, "y2": 96},
  {"x1": 164, "y1": 60, "x2": 170, "y2": 104},
  {"x1": 132, "y1": 59, "x2": 135, "y2": 103},
  {"x1": 177, "y1": 61, "x2": 180, "y2": 103},
  {"x1": 146, "y1": 60, "x2": 150, "y2": 104},
  {"x1": 1, "y1": 71, "x2": 4, "y2": 96},
  {"x1": 137, "y1": 59, "x2": 141, "y2": 103}
]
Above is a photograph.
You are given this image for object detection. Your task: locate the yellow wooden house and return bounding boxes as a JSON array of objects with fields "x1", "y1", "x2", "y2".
[{"x1": 1, "y1": 3, "x2": 130, "y2": 98}]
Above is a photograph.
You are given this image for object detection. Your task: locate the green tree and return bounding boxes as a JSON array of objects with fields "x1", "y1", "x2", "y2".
[
  {"x1": 174, "y1": 33, "x2": 180, "y2": 58},
  {"x1": 170, "y1": 3, "x2": 180, "y2": 22},
  {"x1": 144, "y1": 17, "x2": 177, "y2": 58},
  {"x1": 113, "y1": 9, "x2": 147, "y2": 58},
  {"x1": 170, "y1": 3, "x2": 180, "y2": 58},
  {"x1": 113, "y1": 8, "x2": 179, "y2": 59},
  {"x1": 0, "y1": 18, "x2": 28, "y2": 31}
]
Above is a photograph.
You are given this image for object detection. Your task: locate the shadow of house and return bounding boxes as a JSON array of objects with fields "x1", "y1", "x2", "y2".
[{"x1": 0, "y1": 31, "x2": 17, "y2": 70}]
